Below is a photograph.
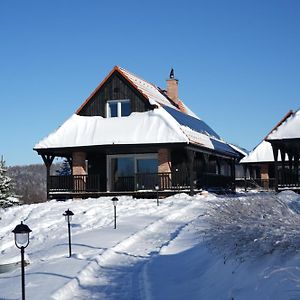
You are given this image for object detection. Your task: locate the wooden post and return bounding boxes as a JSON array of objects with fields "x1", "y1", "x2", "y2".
[
  {"x1": 272, "y1": 144, "x2": 279, "y2": 192},
  {"x1": 243, "y1": 164, "x2": 248, "y2": 192},
  {"x1": 41, "y1": 154, "x2": 55, "y2": 200},
  {"x1": 231, "y1": 160, "x2": 236, "y2": 192},
  {"x1": 280, "y1": 147, "x2": 286, "y2": 186},
  {"x1": 187, "y1": 150, "x2": 195, "y2": 196},
  {"x1": 295, "y1": 154, "x2": 299, "y2": 184},
  {"x1": 202, "y1": 153, "x2": 209, "y2": 189}
]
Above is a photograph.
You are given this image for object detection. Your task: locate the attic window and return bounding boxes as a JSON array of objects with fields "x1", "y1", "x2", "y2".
[{"x1": 106, "y1": 99, "x2": 131, "y2": 118}]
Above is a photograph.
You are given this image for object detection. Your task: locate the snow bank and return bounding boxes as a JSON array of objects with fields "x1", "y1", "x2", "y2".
[{"x1": 1, "y1": 192, "x2": 300, "y2": 299}]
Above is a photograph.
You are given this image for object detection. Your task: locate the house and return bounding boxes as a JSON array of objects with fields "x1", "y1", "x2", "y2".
[
  {"x1": 240, "y1": 110, "x2": 295, "y2": 190},
  {"x1": 34, "y1": 66, "x2": 243, "y2": 199},
  {"x1": 266, "y1": 109, "x2": 300, "y2": 191}
]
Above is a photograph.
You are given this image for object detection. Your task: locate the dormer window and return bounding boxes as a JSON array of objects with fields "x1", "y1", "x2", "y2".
[{"x1": 106, "y1": 99, "x2": 131, "y2": 118}]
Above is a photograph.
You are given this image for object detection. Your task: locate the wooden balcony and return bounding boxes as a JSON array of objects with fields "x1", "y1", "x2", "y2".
[{"x1": 48, "y1": 172, "x2": 234, "y2": 199}]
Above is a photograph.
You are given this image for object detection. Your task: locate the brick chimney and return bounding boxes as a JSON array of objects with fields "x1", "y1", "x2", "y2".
[{"x1": 166, "y1": 68, "x2": 179, "y2": 104}]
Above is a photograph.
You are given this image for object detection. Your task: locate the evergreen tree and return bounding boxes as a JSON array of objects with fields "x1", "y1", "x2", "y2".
[
  {"x1": 0, "y1": 156, "x2": 18, "y2": 208},
  {"x1": 56, "y1": 158, "x2": 71, "y2": 176}
]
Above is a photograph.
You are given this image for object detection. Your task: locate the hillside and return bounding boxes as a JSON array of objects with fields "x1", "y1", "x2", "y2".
[
  {"x1": 7, "y1": 164, "x2": 60, "y2": 204},
  {"x1": 0, "y1": 191, "x2": 300, "y2": 299}
]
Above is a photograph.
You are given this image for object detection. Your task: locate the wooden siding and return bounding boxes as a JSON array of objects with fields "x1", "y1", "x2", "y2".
[
  {"x1": 88, "y1": 154, "x2": 107, "y2": 192},
  {"x1": 79, "y1": 71, "x2": 152, "y2": 117}
]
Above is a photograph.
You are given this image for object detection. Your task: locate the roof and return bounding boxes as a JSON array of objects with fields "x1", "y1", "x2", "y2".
[
  {"x1": 34, "y1": 109, "x2": 188, "y2": 149},
  {"x1": 240, "y1": 140, "x2": 285, "y2": 164},
  {"x1": 241, "y1": 110, "x2": 295, "y2": 164},
  {"x1": 163, "y1": 106, "x2": 220, "y2": 139},
  {"x1": 35, "y1": 66, "x2": 242, "y2": 159},
  {"x1": 266, "y1": 109, "x2": 300, "y2": 140},
  {"x1": 76, "y1": 66, "x2": 200, "y2": 119},
  {"x1": 35, "y1": 107, "x2": 241, "y2": 158}
]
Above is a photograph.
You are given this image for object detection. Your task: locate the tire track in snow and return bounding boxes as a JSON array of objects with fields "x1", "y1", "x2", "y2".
[{"x1": 51, "y1": 200, "x2": 207, "y2": 300}]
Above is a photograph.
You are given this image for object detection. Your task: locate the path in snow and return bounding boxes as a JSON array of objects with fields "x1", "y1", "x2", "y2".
[{"x1": 52, "y1": 199, "x2": 207, "y2": 300}]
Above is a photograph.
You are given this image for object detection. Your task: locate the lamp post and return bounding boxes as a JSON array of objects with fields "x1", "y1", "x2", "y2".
[
  {"x1": 111, "y1": 197, "x2": 118, "y2": 229},
  {"x1": 155, "y1": 185, "x2": 159, "y2": 206},
  {"x1": 12, "y1": 221, "x2": 32, "y2": 300},
  {"x1": 63, "y1": 209, "x2": 74, "y2": 257}
]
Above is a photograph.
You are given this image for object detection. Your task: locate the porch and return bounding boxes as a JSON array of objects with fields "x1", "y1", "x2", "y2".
[{"x1": 47, "y1": 172, "x2": 234, "y2": 199}]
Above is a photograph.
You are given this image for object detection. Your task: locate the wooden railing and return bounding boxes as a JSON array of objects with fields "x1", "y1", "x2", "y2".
[
  {"x1": 49, "y1": 172, "x2": 234, "y2": 194},
  {"x1": 49, "y1": 175, "x2": 102, "y2": 193},
  {"x1": 278, "y1": 169, "x2": 300, "y2": 188}
]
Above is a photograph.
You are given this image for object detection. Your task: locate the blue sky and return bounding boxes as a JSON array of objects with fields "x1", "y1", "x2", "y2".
[{"x1": 1, "y1": 0, "x2": 300, "y2": 166}]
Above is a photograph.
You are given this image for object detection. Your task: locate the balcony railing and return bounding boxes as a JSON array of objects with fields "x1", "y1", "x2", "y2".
[
  {"x1": 49, "y1": 172, "x2": 234, "y2": 194},
  {"x1": 49, "y1": 175, "x2": 102, "y2": 193}
]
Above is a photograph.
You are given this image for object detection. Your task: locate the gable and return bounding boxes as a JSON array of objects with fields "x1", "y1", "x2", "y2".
[{"x1": 78, "y1": 70, "x2": 153, "y2": 117}]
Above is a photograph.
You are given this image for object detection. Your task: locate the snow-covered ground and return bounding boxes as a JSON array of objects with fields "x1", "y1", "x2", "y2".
[{"x1": 1, "y1": 191, "x2": 300, "y2": 299}]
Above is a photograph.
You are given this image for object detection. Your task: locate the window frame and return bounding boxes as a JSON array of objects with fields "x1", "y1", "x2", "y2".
[{"x1": 106, "y1": 99, "x2": 131, "y2": 118}]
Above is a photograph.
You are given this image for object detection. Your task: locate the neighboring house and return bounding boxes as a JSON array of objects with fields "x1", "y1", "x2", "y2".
[
  {"x1": 240, "y1": 110, "x2": 294, "y2": 190},
  {"x1": 266, "y1": 109, "x2": 300, "y2": 191},
  {"x1": 34, "y1": 66, "x2": 243, "y2": 199}
]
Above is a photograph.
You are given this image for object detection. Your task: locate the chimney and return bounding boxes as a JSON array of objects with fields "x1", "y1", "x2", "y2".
[{"x1": 166, "y1": 68, "x2": 179, "y2": 104}]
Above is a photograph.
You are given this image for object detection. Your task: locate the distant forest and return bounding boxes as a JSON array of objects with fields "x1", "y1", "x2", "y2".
[{"x1": 7, "y1": 164, "x2": 60, "y2": 204}]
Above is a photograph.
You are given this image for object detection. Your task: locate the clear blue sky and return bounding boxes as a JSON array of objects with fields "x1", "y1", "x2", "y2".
[{"x1": 1, "y1": 0, "x2": 300, "y2": 166}]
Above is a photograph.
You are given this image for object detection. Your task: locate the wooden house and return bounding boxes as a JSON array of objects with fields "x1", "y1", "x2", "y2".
[
  {"x1": 266, "y1": 109, "x2": 300, "y2": 191},
  {"x1": 240, "y1": 110, "x2": 296, "y2": 191},
  {"x1": 34, "y1": 66, "x2": 243, "y2": 199}
]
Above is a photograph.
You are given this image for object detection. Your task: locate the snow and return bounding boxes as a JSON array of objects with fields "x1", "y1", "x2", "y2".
[
  {"x1": 240, "y1": 140, "x2": 287, "y2": 163},
  {"x1": 1, "y1": 191, "x2": 300, "y2": 299},
  {"x1": 267, "y1": 109, "x2": 300, "y2": 140},
  {"x1": 34, "y1": 109, "x2": 188, "y2": 149},
  {"x1": 34, "y1": 107, "x2": 237, "y2": 158}
]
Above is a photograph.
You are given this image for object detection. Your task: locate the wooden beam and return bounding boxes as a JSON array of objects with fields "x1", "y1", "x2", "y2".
[
  {"x1": 40, "y1": 154, "x2": 55, "y2": 200},
  {"x1": 187, "y1": 150, "x2": 195, "y2": 196}
]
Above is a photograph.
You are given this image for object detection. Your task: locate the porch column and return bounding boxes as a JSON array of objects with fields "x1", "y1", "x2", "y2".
[
  {"x1": 280, "y1": 148, "x2": 286, "y2": 186},
  {"x1": 187, "y1": 150, "x2": 195, "y2": 196},
  {"x1": 243, "y1": 164, "x2": 248, "y2": 192},
  {"x1": 294, "y1": 154, "x2": 299, "y2": 183},
  {"x1": 41, "y1": 154, "x2": 55, "y2": 200},
  {"x1": 261, "y1": 164, "x2": 269, "y2": 190},
  {"x1": 158, "y1": 148, "x2": 172, "y2": 189},
  {"x1": 230, "y1": 160, "x2": 236, "y2": 192},
  {"x1": 272, "y1": 144, "x2": 279, "y2": 192},
  {"x1": 72, "y1": 152, "x2": 87, "y2": 195}
]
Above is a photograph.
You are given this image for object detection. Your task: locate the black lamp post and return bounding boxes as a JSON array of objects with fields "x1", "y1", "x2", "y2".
[
  {"x1": 12, "y1": 221, "x2": 32, "y2": 300},
  {"x1": 155, "y1": 185, "x2": 159, "y2": 206},
  {"x1": 111, "y1": 197, "x2": 118, "y2": 229},
  {"x1": 63, "y1": 209, "x2": 74, "y2": 257}
]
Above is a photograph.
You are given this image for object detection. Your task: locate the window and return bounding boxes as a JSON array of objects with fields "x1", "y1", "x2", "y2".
[
  {"x1": 107, "y1": 154, "x2": 158, "y2": 191},
  {"x1": 106, "y1": 100, "x2": 131, "y2": 118}
]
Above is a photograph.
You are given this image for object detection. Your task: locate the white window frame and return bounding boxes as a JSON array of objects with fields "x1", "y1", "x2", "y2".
[{"x1": 106, "y1": 99, "x2": 131, "y2": 118}]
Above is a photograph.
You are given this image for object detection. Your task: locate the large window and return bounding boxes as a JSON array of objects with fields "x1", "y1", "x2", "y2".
[
  {"x1": 106, "y1": 99, "x2": 131, "y2": 118},
  {"x1": 108, "y1": 154, "x2": 158, "y2": 191}
]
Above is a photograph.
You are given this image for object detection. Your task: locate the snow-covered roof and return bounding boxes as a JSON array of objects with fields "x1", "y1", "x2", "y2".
[
  {"x1": 35, "y1": 107, "x2": 240, "y2": 158},
  {"x1": 240, "y1": 140, "x2": 287, "y2": 164},
  {"x1": 35, "y1": 109, "x2": 188, "y2": 149},
  {"x1": 267, "y1": 109, "x2": 300, "y2": 140}
]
